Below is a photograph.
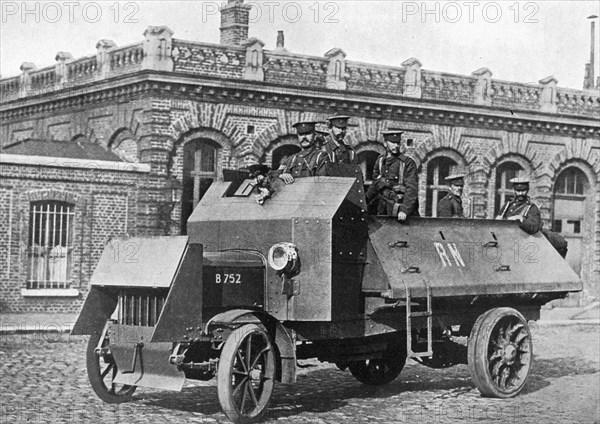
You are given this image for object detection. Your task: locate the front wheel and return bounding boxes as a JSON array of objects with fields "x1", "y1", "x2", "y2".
[
  {"x1": 468, "y1": 307, "x2": 533, "y2": 398},
  {"x1": 86, "y1": 330, "x2": 137, "y2": 403},
  {"x1": 217, "y1": 324, "x2": 276, "y2": 424}
]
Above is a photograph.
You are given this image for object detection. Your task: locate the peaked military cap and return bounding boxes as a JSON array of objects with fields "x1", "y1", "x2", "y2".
[
  {"x1": 445, "y1": 173, "x2": 466, "y2": 186},
  {"x1": 327, "y1": 115, "x2": 350, "y2": 128},
  {"x1": 381, "y1": 130, "x2": 404, "y2": 143},
  {"x1": 510, "y1": 177, "x2": 530, "y2": 190},
  {"x1": 292, "y1": 121, "x2": 317, "y2": 135}
]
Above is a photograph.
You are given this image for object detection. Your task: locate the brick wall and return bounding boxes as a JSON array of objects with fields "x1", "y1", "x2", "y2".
[{"x1": 0, "y1": 162, "x2": 151, "y2": 313}]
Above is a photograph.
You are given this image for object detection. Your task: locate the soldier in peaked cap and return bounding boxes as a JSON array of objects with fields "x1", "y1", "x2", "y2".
[
  {"x1": 321, "y1": 115, "x2": 357, "y2": 165},
  {"x1": 437, "y1": 173, "x2": 466, "y2": 218},
  {"x1": 497, "y1": 177, "x2": 542, "y2": 234},
  {"x1": 278, "y1": 121, "x2": 330, "y2": 184},
  {"x1": 366, "y1": 130, "x2": 420, "y2": 221}
]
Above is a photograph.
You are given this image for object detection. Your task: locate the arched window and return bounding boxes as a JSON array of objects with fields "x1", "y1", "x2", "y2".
[
  {"x1": 28, "y1": 201, "x2": 75, "y2": 289},
  {"x1": 334, "y1": 60, "x2": 342, "y2": 80},
  {"x1": 271, "y1": 144, "x2": 300, "y2": 170},
  {"x1": 181, "y1": 140, "x2": 219, "y2": 234},
  {"x1": 425, "y1": 156, "x2": 457, "y2": 217},
  {"x1": 251, "y1": 50, "x2": 259, "y2": 68},
  {"x1": 552, "y1": 167, "x2": 589, "y2": 275},
  {"x1": 494, "y1": 162, "x2": 523, "y2": 215},
  {"x1": 357, "y1": 150, "x2": 380, "y2": 184}
]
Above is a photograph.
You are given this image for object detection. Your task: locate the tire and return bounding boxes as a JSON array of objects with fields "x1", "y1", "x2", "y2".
[
  {"x1": 468, "y1": 307, "x2": 533, "y2": 398},
  {"x1": 86, "y1": 331, "x2": 137, "y2": 403},
  {"x1": 348, "y1": 340, "x2": 406, "y2": 386},
  {"x1": 217, "y1": 324, "x2": 276, "y2": 424}
]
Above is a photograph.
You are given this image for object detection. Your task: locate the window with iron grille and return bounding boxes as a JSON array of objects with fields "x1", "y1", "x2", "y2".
[{"x1": 28, "y1": 201, "x2": 75, "y2": 289}]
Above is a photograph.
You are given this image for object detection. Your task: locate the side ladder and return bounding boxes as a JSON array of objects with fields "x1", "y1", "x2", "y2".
[{"x1": 405, "y1": 284, "x2": 433, "y2": 358}]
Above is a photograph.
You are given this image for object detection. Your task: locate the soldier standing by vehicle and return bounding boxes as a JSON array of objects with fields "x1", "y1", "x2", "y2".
[
  {"x1": 366, "y1": 131, "x2": 419, "y2": 221},
  {"x1": 497, "y1": 177, "x2": 542, "y2": 234},
  {"x1": 437, "y1": 173, "x2": 466, "y2": 218},
  {"x1": 279, "y1": 121, "x2": 330, "y2": 184},
  {"x1": 322, "y1": 115, "x2": 357, "y2": 165}
]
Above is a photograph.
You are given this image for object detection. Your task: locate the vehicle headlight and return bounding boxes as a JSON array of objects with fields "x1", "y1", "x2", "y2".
[{"x1": 268, "y1": 242, "x2": 300, "y2": 276}]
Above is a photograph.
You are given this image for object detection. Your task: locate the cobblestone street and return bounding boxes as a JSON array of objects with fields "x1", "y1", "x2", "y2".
[{"x1": 1, "y1": 324, "x2": 598, "y2": 424}]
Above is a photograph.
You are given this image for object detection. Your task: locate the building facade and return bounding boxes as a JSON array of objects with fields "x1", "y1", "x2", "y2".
[{"x1": 1, "y1": 0, "x2": 599, "y2": 312}]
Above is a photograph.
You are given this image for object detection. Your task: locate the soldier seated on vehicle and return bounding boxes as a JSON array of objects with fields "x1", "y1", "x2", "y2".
[
  {"x1": 437, "y1": 173, "x2": 466, "y2": 218},
  {"x1": 365, "y1": 130, "x2": 419, "y2": 222},
  {"x1": 497, "y1": 177, "x2": 568, "y2": 258},
  {"x1": 321, "y1": 115, "x2": 357, "y2": 165},
  {"x1": 278, "y1": 121, "x2": 330, "y2": 185}
]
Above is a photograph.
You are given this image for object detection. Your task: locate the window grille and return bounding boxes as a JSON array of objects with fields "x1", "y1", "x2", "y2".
[{"x1": 27, "y1": 201, "x2": 75, "y2": 289}]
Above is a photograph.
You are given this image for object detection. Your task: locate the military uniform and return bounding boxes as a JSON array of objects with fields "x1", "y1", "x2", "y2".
[
  {"x1": 498, "y1": 196, "x2": 542, "y2": 235},
  {"x1": 322, "y1": 135, "x2": 357, "y2": 165},
  {"x1": 281, "y1": 146, "x2": 329, "y2": 178},
  {"x1": 366, "y1": 153, "x2": 420, "y2": 217},
  {"x1": 437, "y1": 173, "x2": 466, "y2": 218},
  {"x1": 437, "y1": 193, "x2": 463, "y2": 218}
]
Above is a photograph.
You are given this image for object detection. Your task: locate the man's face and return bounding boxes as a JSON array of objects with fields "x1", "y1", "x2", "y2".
[
  {"x1": 385, "y1": 140, "x2": 401, "y2": 155},
  {"x1": 450, "y1": 183, "x2": 463, "y2": 197},
  {"x1": 514, "y1": 188, "x2": 528, "y2": 201},
  {"x1": 298, "y1": 131, "x2": 316, "y2": 148},
  {"x1": 331, "y1": 125, "x2": 346, "y2": 142}
]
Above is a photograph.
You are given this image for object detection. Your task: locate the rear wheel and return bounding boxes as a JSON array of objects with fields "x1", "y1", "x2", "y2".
[
  {"x1": 348, "y1": 340, "x2": 406, "y2": 385},
  {"x1": 468, "y1": 307, "x2": 533, "y2": 398},
  {"x1": 86, "y1": 330, "x2": 137, "y2": 403},
  {"x1": 217, "y1": 324, "x2": 276, "y2": 424}
]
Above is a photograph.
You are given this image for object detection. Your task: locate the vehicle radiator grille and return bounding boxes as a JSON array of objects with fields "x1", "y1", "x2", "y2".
[{"x1": 117, "y1": 289, "x2": 169, "y2": 327}]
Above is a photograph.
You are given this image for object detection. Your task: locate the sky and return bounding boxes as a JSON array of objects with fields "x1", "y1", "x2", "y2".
[{"x1": 1, "y1": 0, "x2": 599, "y2": 89}]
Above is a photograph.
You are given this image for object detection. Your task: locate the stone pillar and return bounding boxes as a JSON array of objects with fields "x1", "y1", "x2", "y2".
[
  {"x1": 472, "y1": 67, "x2": 492, "y2": 105},
  {"x1": 19, "y1": 62, "x2": 36, "y2": 98},
  {"x1": 243, "y1": 38, "x2": 264, "y2": 81},
  {"x1": 142, "y1": 26, "x2": 174, "y2": 72},
  {"x1": 96, "y1": 39, "x2": 117, "y2": 78},
  {"x1": 220, "y1": 0, "x2": 252, "y2": 46},
  {"x1": 401, "y1": 57, "x2": 422, "y2": 98},
  {"x1": 55, "y1": 52, "x2": 74, "y2": 86},
  {"x1": 539, "y1": 76, "x2": 558, "y2": 113},
  {"x1": 325, "y1": 48, "x2": 347, "y2": 90}
]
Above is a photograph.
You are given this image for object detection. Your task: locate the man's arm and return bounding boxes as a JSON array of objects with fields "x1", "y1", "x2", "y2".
[
  {"x1": 396, "y1": 158, "x2": 419, "y2": 216},
  {"x1": 520, "y1": 203, "x2": 543, "y2": 234},
  {"x1": 437, "y1": 197, "x2": 452, "y2": 218}
]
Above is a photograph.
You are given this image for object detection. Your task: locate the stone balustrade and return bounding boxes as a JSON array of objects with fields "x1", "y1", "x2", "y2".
[{"x1": 1, "y1": 27, "x2": 598, "y2": 119}]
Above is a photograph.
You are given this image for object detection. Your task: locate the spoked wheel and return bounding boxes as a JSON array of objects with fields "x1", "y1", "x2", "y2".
[
  {"x1": 468, "y1": 307, "x2": 533, "y2": 398},
  {"x1": 86, "y1": 331, "x2": 137, "y2": 403},
  {"x1": 348, "y1": 340, "x2": 406, "y2": 385},
  {"x1": 217, "y1": 324, "x2": 276, "y2": 424}
]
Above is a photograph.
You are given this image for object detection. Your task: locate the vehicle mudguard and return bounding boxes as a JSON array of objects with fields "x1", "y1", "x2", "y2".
[{"x1": 207, "y1": 309, "x2": 296, "y2": 384}]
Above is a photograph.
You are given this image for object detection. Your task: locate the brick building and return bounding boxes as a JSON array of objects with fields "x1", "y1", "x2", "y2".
[{"x1": 1, "y1": 0, "x2": 599, "y2": 312}]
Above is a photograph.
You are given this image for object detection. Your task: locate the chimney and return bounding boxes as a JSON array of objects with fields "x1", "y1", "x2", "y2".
[
  {"x1": 220, "y1": 0, "x2": 252, "y2": 46},
  {"x1": 274, "y1": 30, "x2": 288, "y2": 53},
  {"x1": 583, "y1": 15, "x2": 598, "y2": 89}
]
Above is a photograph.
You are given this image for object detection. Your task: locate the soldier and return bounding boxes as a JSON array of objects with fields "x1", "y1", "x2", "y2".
[
  {"x1": 366, "y1": 131, "x2": 419, "y2": 221},
  {"x1": 278, "y1": 121, "x2": 330, "y2": 184},
  {"x1": 497, "y1": 177, "x2": 542, "y2": 234},
  {"x1": 437, "y1": 173, "x2": 466, "y2": 218},
  {"x1": 321, "y1": 115, "x2": 357, "y2": 165}
]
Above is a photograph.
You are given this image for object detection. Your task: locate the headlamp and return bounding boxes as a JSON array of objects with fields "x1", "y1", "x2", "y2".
[{"x1": 267, "y1": 242, "x2": 300, "y2": 276}]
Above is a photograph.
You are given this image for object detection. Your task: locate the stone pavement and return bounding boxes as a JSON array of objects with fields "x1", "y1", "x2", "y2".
[{"x1": 1, "y1": 302, "x2": 598, "y2": 334}]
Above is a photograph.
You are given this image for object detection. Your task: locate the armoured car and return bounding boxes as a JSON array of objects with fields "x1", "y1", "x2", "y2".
[{"x1": 72, "y1": 166, "x2": 582, "y2": 423}]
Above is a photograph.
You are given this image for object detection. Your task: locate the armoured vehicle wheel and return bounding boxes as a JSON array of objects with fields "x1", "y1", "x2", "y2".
[
  {"x1": 86, "y1": 332, "x2": 137, "y2": 403},
  {"x1": 468, "y1": 307, "x2": 533, "y2": 398},
  {"x1": 217, "y1": 324, "x2": 276, "y2": 424},
  {"x1": 348, "y1": 343, "x2": 406, "y2": 386}
]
